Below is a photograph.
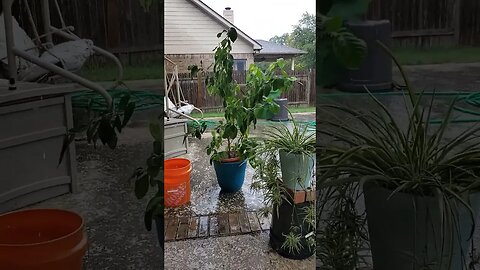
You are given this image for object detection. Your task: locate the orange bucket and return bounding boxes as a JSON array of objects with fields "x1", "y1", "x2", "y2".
[
  {"x1": 164, "y1": 158, "x2": 192, "y2": 207},
  {"x1": 0, "y1": 208, "x2": 87, "y2": 270}
]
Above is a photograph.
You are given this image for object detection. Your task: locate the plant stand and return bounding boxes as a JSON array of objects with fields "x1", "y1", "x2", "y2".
[
  {"x1": 0, "y1": 81, "x2": 78, "y2": 213},
  {"x1": 270, "y1": 186, "x2": 315, "y2": 260}
]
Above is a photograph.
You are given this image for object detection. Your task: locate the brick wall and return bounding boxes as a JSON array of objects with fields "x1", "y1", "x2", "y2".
[{"x1": 165, "y1": 53, "x2": 254, "y2": 73}]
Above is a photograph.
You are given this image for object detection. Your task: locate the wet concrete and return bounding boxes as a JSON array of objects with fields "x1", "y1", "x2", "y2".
[
  {"x1": 31, "y1": 126, "x2": 163, "y2": 269},
  {"x1": 165, "y1": 232, "x2": 315, "y2": 270},
  {"x1": 165, "y1": 114, "x2": 316, "y2": 218},
  {"x1": 26, "y1": 112, "x2": 314, "y2": 269}
]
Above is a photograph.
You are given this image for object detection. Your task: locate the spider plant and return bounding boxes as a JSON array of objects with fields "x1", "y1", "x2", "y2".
[
  {"x1": 264, "y1": 114, "x2": 316, "y2": 156},
  {"x1": 317, "y1": 41, "x2": 480, "y2": 269},
  {"x1": 316, "y1": 183, "x2": 370, "y2": 269},
  {"x1": 251, "y1": 115, "x2": 316, "y2": 259}
]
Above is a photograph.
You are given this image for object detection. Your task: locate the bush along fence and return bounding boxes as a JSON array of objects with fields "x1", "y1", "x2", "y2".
[{"x1": 168, "y1": 70, "x2": 315, "y2": 112}]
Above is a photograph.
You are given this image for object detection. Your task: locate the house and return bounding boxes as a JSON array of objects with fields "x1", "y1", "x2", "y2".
[
  {"x1": 254, "y1": 40, "x2": 306, "y2": 70},
  {"x1": 165, "y1": 0, "x2": 261, "y2": 73}
]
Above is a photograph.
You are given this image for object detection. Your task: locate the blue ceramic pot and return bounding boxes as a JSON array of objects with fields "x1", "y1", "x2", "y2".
[{"x1": 213, "y1": 159, "x2": 247, "y2": 193}]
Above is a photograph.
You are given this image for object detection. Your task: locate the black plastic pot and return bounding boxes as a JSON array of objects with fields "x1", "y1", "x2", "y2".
[
  {"x1": 270, "y1": 98, "x2": 289, "y2": 121},
  {"x1": 364, "y1": 181, "x2": 480, "y2": 270},
  {"x1": 270, "y1": 195, "x2": 314, "y2": 260},
  {"x1": 338, "y1": 20, "x2": 393, "y2": 92},
  {"x1": 155, "y1": 216, "x2": 164, "y2": 250}
]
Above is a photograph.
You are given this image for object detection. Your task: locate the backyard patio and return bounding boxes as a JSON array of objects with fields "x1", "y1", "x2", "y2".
[{"x1": 164, "y1": 113, "x2": 316, "y2": 269}]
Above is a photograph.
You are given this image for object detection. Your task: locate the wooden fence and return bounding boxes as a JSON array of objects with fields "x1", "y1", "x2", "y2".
[
  {"x1": 11, "y1": 0, "x2": 164, "y2": 54},
  {"x1": 168, "y1": 70, "x2": 315, "y2": 112},
  {"x1": 367, "y1": 0, "x2": 480, "y2": 47}
]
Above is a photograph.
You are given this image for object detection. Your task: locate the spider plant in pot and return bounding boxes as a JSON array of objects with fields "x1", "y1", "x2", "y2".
[
  {"x1": 268, "y1": 113, "x2": 315, "y2": 191},
  {"x1": 318, "y1": 41, "x2": 480, "y2": 270},
  {"x1": 207, "y1": 28, "x2": 296, "y2": 193},
  {"x1": 251, "y1": 116, "x2": 315, "y2": 259}
]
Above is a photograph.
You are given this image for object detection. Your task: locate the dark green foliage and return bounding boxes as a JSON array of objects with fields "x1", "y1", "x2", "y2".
[
  {"x1": 58, "y1": 93, "x2": 136, "y2": 166},
  {"x1": 317, "y1": 0, "x2": 370, "y2": 87},
  {"x1": 207, "y1": 28, "x2": 296, "y2": 162},
  {"x1": 131, "y1": 121, "x2": 164, "y2": 231},
  {"x1": 318, "y1": 42, "x2": 480, "y2": 268}
]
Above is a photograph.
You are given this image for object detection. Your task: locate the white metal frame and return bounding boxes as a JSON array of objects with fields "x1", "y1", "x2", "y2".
[
  {"x1": 2, "y1": 0, "x2": 124, "y2": 108},
  {"x1": 164, "y1": 56, "x2": 203, "y2": 124}
]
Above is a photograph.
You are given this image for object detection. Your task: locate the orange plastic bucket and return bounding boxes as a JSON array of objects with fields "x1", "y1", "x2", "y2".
[
  {"x1": 164, "y1": 158, "x2": 192, "y2": 207},
  {"x1": 0, "y1": 208, "x2": 87, "y2": 270}
]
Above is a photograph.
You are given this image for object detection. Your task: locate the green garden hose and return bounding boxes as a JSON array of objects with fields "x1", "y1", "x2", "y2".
[
  {"x1": 318, "y1": 91, "x2": 480, "y2": 124},
  {"x1": 71, "y1": 89, "x2": 163, "y2": 112}
]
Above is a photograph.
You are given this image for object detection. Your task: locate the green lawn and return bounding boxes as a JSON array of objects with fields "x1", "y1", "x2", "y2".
[
  {"x1": 393, "y1": 47, "x2": 480, "y2": 65},
  {"x1": 78, "y1": 47, "x2": 480, "y2": 81},
  {"x1": 190, "y1": 106, "x2": 315, "y2": 119}
]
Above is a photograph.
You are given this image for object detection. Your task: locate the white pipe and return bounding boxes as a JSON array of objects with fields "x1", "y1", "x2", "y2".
[
  {"x1": 13, "y1": 48, "x2": 113, "y2": 109},
  {"x1": 50, "y1": 26, "x2": 124, "y2": 83},
  {"x1": 41, "y1": 0, "x2": 53, "y2": 48},
  {"x1": 2, "y1": 0, "x2": 17, "y2": 89}
]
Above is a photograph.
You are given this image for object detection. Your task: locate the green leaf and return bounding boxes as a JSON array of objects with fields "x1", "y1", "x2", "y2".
[
  {"x1": 114, "y1": 115, "x2": 122, "y2": 133},
  {"x1": 134, "y1": 174, "x2": 149, "y2": 199},
  {"x1": 149, "y1": 121, "x2": 162, "y2": 141},
  {"x1": 153, "y1": 141, "x2": 162, "y2": 155},
  {"x1": 332, "y1": 31, "x2": 367, "y2": 69},
  {"x1": 188, "y1": 65, "x2": 199, "y2": 77},
  {"x1": 86, "y1": 120, "x2": 101, "y2": 144},
  {"x1": 324, "y1": 16, "x2": 343, "y2": 32},
  {"x1": 98, "y1": 120, "x2": 114, "y2": 145},
  {"x1": 122, "y1": 102, "x2": 136, "y2": 127},
  {"x1": 106, "y1": 132, "x2": 118, "y2": 149},
  {"x1": 118, "y1": 94, "x2": 131, "y2": 111},
  {"x1": 144, "y1": 192, "x2": 163, "y2": 231},
  {"x1": 147, "y1": 166, "x2": 161, "y2": 178},
  {"x1": 58, "y1": 132, "x2": 75, "y2": 166},
  {"x1": 222, "y1": 124, "x2": 238, "y2": 140},
  {"x1": 227, "y1": 27, "x2": 237, "y2": 42}
]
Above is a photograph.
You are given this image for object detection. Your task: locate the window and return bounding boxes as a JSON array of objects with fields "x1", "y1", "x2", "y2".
[{"x1": 233, "y1": 59, "x2": 247, "y2": 71}]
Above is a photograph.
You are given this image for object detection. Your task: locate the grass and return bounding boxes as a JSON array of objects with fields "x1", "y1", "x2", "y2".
[
  {"x1": 77, "y1": 46, "x2": 480, "y2": 81},
  {"x1": 393, "y1": 46, "x2": 480, "y2": 65},
  {"x1": 190, "y1": 106, "x2": 315, "y2": 119}
]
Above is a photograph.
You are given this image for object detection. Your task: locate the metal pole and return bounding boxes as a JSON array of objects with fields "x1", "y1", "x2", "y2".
[
  {"x1": 13, "y1": 48, "x2": 113, "y2": 109},
  {"x1": 41, "y1": 0, "x2": 53, "y2": 48},
  {"x1": 3, "y1": 0, "x2": 17, "y2": 90},
  {"x1": 50, "y1": 26, "x2": 124, "y2": 83}
]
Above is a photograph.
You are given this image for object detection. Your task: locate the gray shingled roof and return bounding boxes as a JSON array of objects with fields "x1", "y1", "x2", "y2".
[{"x1": 255, "y1": 40, "x2": 306, "y2": 56}]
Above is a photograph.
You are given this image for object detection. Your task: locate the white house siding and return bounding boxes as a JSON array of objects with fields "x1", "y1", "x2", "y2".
[{"x1": 165, "y1": 0, "x2": 255, "y2": 72}]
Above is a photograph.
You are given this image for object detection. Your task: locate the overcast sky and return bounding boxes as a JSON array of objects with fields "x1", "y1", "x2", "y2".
[{"x1": 200, "y1": 0, "x2": 315, "y2": 40}]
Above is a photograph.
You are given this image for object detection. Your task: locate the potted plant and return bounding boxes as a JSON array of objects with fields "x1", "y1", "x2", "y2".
[
  {"x1": 317, "y1": 0, "x2": 368, "y2": 88},
  {"x1": 318, "y1": 42, "x2": 480, "y2": 270},
  {"x1": 249, "y1": 59, "x2": 295, "y2": 121},
  {"x1": 206, "y1": 28, "x2": 295, "y2": 193},
  {"x1": 252, "y1": 116, "x2": 315, "y2": 259},
  {"x1": 131, "y1": 120, "x2": 164, "y2": 249}
]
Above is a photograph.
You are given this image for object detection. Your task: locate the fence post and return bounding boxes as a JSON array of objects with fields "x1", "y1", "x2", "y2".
[{"x1": 453, "y1": 0, "x2": 461, "y2": 46}]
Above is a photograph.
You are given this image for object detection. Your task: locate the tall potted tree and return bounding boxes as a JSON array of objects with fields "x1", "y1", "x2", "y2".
[
  {"x1": 207, "y1": 28, "x2": 296, "y2": 193},
  {"x1": 318, "y1": 42, "x2": 480, "y2": 270}
]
